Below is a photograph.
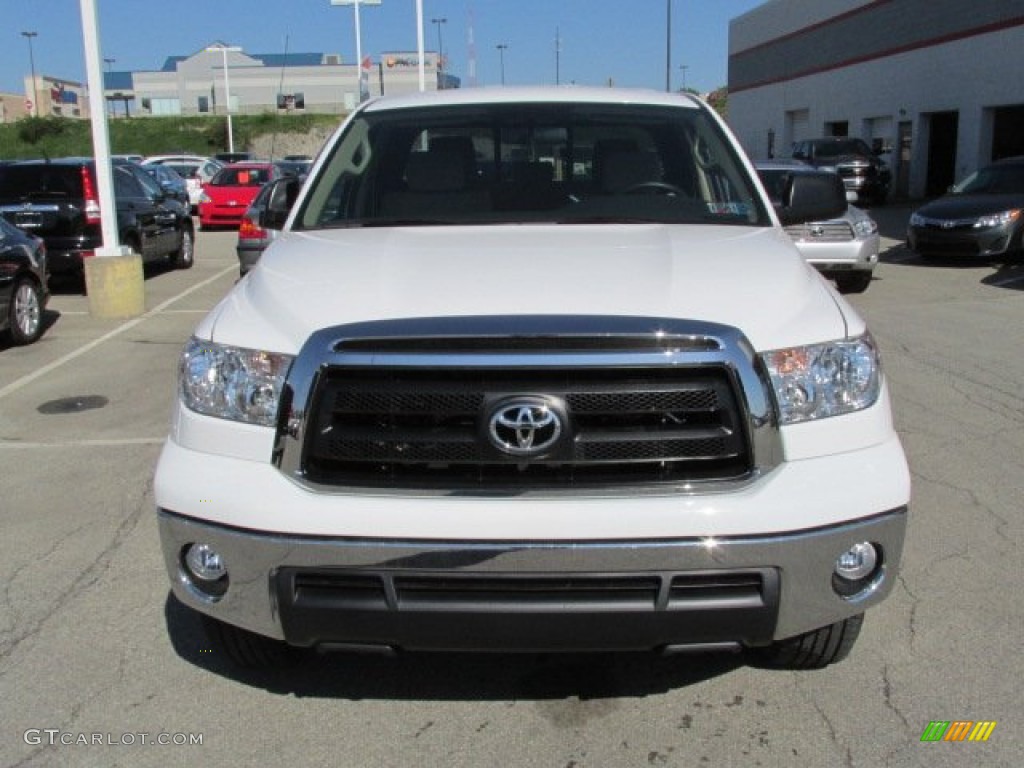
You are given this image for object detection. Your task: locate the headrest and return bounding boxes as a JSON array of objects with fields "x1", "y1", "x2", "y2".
[
  {"x1": 600, "y1": 150, "x2": 663, "y2": 193},
  {"x1": 405, "y1": 147, "x2": 472, "y2": 192}
]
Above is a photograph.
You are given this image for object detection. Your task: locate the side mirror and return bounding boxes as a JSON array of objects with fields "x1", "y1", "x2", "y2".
[
  {"x1": 260, "y1": 177, "x2": 301, "y2": 230},
  {"x1": 777, "y1": 171, "x2": 847, "y2": 225}
]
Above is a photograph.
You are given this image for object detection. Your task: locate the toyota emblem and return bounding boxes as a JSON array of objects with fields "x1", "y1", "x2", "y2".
[{"x1": 487, "y1": 399, "x2": 563, "y2": 456}]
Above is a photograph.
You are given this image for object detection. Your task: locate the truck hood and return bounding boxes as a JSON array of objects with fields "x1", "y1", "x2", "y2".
[{"x1": 202, "y1": 224, "x2": 856, "y2": 353}]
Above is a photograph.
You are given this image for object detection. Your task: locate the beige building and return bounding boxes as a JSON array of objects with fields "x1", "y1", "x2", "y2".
[{"x1": 122, "y1": 44, "x2": 455, "y2": 118}]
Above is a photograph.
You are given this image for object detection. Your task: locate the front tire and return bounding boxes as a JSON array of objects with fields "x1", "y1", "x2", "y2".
[
  {"x1": 200, "y1": 614, "x2": 298, "y2": 668},
  {"x1": 7, "y1": 277, "x2": 44, "y2": 345},
  {"x1": 835, "y1": 271, "x2": 872, "y2": 294},
  {"x1": 752, "y1": 614, "x2": 864, "y2": 669}
]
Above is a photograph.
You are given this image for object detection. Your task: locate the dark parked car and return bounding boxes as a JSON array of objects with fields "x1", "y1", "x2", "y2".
[
  {"x1": 140, "y1": 163, "x2": 191, "y2": 209},
  {"x1": 273, "y1": 159, "x2": 311, "y2": 178},
  {"x1": 791, "y1": 137, "x2": 891, "y2": 205},
  {"x1": 236, "y1": 177, "x2": 299, "y2": 276},
  {"x1": 0, "y1": 216, "x2": 49, "y2": 345},
  {"x1": 214, "y1": 152, "x2": 254, "y2": 164},
  {"x1": 907, "y1": 155, "x2": 1024, "y2": 261},
  {"x1": 0, "y1": 158, "x2": 195, "y2": 276}
]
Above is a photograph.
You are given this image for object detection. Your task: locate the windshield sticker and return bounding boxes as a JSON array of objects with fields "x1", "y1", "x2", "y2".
[{"x1": 706, "y1": 202, "x2": 750, "y2": 216}]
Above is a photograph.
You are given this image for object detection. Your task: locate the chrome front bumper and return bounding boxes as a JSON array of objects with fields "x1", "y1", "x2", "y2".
[{"x1": 159, "y1": 507, "x2": 907, "y2": 651}]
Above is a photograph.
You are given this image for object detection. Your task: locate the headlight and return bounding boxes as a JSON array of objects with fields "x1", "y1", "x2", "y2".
[
  {"x1": 973, "y1": 209, "x2": 1021, "y2": 228},
  {"x1": 908, "y1": 212, "x2": 925, "y2": 227},
  {"x1": 761, "y1": 334, "x2": 881, "y2": 424},
  {"x1": 179, "y1": 337, "x2": 293, "y2": 426},
  {"x1": 853, "y1": 217, "x2": 878, "y2": 238}
]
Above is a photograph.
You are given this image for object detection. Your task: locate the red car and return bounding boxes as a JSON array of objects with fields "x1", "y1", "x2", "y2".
[{"x1": 198, "y1": 162, "x2": 281, "y2": 230}]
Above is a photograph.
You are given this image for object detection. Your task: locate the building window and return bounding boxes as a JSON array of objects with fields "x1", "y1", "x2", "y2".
[
  {"x1": 198, "y1": 96, "x2": 209, "y2": 114},
  {"x1": 150, "y1": 98, "x2": 181, "y2": 116}
]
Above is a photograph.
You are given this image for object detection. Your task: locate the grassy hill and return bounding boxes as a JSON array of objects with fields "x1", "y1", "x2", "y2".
[{"x1": 0, "y1": 113, "x2": 342, "y2": 161}]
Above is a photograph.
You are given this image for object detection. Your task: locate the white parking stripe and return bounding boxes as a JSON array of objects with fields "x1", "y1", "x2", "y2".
[
  {"x1": 0, "y1": 437, "x2": 165, "y2": 448},
  {"x1": 0, "y1": 265, "x2": 235, "y2": 401}
]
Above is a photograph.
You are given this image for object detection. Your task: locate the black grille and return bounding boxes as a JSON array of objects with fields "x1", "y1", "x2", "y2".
[
  {"x1": 275, "y1": 567, "x2": 779, "y2": 650},
  {"x1": 302, "y1": 366, "x2": 750, "y2": 489}
]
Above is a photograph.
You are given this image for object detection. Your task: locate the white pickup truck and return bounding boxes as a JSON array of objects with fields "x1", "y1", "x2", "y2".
[{"x1": 155, "y1": 87, "x2": 909, "y2": 669}]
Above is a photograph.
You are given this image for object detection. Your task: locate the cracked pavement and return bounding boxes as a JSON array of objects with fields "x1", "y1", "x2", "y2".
[{"x1": 0, "y1": 221, "x2": 1020, "y2": 767}]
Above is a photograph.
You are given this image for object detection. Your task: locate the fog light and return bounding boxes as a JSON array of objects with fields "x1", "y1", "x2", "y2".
[
  {"x1": 182, "y1": 543, "x2": 229, "y2": 599},
  {"x1": 835, "y1": 542, "x2": 877, "y2": 581},
  {"x1": 832, "y1": 542, "x2": 882, "y2": 599},
  {"x1": 185, "y1": 543, "x2": 226, "y2": 581}
]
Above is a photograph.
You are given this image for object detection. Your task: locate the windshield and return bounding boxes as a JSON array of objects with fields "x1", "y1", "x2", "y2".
[
  {"x1": 211, "y1": 167, "x2": 273, "y2": 187},
  {"x1": 294, "y1": 101, "x2": 769, "y2": 229},
  {"x1": 952, "y1": 164, "x2": 1024, "y2": 195},
  {"x1": 814, "y1": 139, "x2": 873, "y2": 159}
]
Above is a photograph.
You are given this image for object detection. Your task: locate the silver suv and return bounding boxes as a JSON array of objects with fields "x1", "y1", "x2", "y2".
[{"x1": 757, "y1": 161, "x2": 879, "y2": 294}]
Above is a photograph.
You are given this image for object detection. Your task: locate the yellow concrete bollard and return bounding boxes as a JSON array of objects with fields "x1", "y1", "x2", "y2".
[{"x1": 84, "y1": 252, "x2": 146, "y2": 318}]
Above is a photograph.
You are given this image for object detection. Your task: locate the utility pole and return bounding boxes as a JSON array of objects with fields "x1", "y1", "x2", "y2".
[
  {"x1": 104, "y1": 57, "x2": 115, "y2": 116},
  {"x1": 555, "y1": 28, "x2": 561, "y2": 85}
]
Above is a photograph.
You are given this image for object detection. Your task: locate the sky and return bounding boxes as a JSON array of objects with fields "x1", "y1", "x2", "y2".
[{"x1": 0, "y1": 0, "x2": 765, "y2": 98}]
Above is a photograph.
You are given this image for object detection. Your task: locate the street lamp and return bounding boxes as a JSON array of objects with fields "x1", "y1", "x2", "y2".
[
  {"x1": 665, "y1": 0, "x2": 672, "y2": 92},
  {"x1": 21, "y1": 31, "x2": 39, "y2": 117},
  {"x1": 431, "y1": 17, "x2": 447, "y2": 88},
  {"x1": 331, "y1": 0, "x2": 382, "y2": 102},
  {"x1": 496, "y1": 43, "x2": 508, "y2": 85},
  {"x1": 206, "y1": 44, "x2": 242, "y2": 153},
  {"x1": 679, "y1": 64, "x2": 688, "y2": 92}
]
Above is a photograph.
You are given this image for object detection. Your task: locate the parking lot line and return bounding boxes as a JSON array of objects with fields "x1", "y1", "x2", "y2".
[
  {"x1": 0, "y1": 437, "x2": 166, "y2": 448},
  {"x1": 0, "y1": 264, "x2": 235, "y2": 402}
]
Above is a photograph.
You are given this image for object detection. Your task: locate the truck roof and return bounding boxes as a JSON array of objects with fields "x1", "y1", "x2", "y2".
[{"x1": 361, "y1": 85, "x2": 704, "y2": 113}]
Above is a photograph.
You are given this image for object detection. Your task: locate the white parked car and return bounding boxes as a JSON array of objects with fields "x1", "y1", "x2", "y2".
[
  {"x1": 142, "y1": 155, "x2": 223, "y2": 212},
  {"x1": 155, "y1": 87, "x2": 909, "y2": 669},
  {"x1": 757, "y1": 161, "x2": 880, "y2": 294}
]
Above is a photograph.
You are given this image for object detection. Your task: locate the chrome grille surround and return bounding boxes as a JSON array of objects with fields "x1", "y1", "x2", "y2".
[{"x1": 273, "y1": 316, "x2": 782, "y2": 496}]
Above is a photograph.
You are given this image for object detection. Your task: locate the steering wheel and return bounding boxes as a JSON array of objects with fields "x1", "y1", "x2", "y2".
[{"x1": 621, "y1": 181, "x2": 684, "y2": 196}]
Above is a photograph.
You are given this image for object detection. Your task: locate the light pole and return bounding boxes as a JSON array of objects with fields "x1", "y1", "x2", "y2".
[
  {"x1": 665, "y1": 0, "x2": 672, "y2": 92},
  {"x1": 679, "y1": 64, "x2": 688, "y2": 92},
  {"x1": 331, "y1": 0, "x2": 382, "y2": 102},
  {"x1": 431, "y1": 17, "x2": 447, "y2": 88},
  {"x1": 206, "y1": 44, "x2": 242, "y2": 153},
  {"x1": 21, "y1": 31, "x2": 38, "y2": 117},
  {"x1": 496, "y1": 43, "x2": 508, "y2": 85}
]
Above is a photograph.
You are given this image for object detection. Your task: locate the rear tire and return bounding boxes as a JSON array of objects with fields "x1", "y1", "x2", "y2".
[
  {"x1": 172, "y1": 227, "x2": 195, "y2": 269},
  {"x1": 752, "y1": 614, "x2": 864, "y2": 669},
  {"x1": 835, "y1": 272, "x2": 872, "y2": 294},
  {"x1": 7, "y1": 277, "x2": 44, "y2": 345},
  {"x1": 200, "y1": 614, "x2": 299, "y2": 669}
]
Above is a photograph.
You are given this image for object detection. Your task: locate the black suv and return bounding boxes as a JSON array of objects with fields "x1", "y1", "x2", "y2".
[
  {"x1": 0, "y1": 158, "x2": 195, "y2": 276},
  {"x1": 791, "y1": 138, "x2": 891, "y2": 205}
]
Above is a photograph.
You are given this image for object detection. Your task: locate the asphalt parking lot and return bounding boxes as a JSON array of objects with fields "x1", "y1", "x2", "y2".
[{"x1": 1, "y1": 213, "x2": 1021, "y2": 767}]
